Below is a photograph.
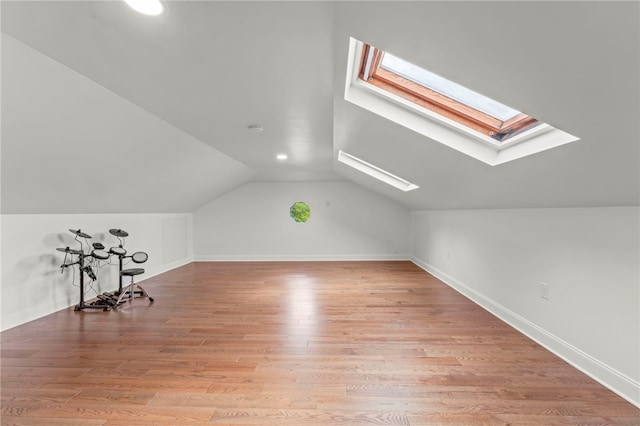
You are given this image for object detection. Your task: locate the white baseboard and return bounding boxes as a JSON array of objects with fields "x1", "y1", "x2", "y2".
[
  {"x1": 0, "y1": 256, "x2": 194, "y2": 332},
  {"x1": 411, "y1": 257, "x2": 640, "y2": 409},
  {"x1": 2, "y1": 304, "x2": 66, "y2": 332},
  {"x1": 141, "y1": 256, "x2": 193, "y2": 281},
  {"x1": 194, "y1": 254, "x2": 410, "y2": 262}
]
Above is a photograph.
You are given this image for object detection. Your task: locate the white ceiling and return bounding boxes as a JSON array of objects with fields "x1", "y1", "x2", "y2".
[{"x1": 2, "y1": 1, "x2": 638, "y2": 213}]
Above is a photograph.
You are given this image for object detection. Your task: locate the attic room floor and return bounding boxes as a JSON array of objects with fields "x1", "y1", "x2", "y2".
[{"x1": 1, "y1": 261, "x2": 638, "y2": 425}]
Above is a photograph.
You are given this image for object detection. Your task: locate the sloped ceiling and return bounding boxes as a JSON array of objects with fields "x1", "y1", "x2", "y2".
[
  {"x1": 2, "y1": 34, "x2": 253, "y2": 214},
  {"x1": 2, "y1": 1, "x2": 638, "y2": 214},
  {"x1": 332, "y1": 1, "x2": 639, "y2": 209}
]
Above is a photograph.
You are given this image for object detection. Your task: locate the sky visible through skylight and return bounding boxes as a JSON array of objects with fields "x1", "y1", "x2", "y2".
[{"x1": 381, "y1": 53, "x2": 521, "y2": 122}]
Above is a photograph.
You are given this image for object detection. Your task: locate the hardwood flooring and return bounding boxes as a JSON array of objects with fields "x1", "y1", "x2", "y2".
[{"x1": 1, "y1": 261, "x2": 638, "y2": 425}]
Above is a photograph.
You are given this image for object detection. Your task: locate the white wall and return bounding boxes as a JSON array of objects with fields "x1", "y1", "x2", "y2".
[
  {"x1": 411, "y1": 206, "x2": 640, "y2": 406},
  {"x1": 194, "y1": 181, "x2": 411, "y2": 260},
  {"x1": 1, "y1": 213, "x2": 193, "y2": 331}
]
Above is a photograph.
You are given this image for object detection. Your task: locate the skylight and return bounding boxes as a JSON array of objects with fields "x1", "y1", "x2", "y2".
[
  {"x1": 359, "y1": 43, "x2": 540, "y2": 142},
  {"x1": 344, "y1": 38, "x2": 579, "y2": 166},
  {"x1": 380, "y1": 53, "x2": 520, "y2": 122}
]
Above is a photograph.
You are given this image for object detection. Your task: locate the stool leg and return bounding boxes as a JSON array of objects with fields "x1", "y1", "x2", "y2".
[
  {"x1": 135, "y1": 284, "x2": 153, "y2": 302},
  {"x1": 115, "y1": 274, "x2": 153, "y2": 306},
  {"x1": 115, "y1": 277, "x2": 134, "y2": 305}
]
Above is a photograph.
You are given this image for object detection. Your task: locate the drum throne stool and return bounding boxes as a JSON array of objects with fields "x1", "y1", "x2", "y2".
[{"x1": 116, "y1": 251, "x2": 154, "y2": 305}]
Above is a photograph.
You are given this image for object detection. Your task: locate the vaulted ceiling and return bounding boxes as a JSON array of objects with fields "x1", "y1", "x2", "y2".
[{"x1": 2, "y1": 1, "x2": 638, "y2": 213}]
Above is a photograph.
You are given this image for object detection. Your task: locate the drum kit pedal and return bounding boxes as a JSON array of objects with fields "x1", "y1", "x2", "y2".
[
  {"x1": 96, "y1": 292, "x2": 120, "y2": 307},
  {"x1": 57, "y1": 228, "x2": 152, "y2": 311}
]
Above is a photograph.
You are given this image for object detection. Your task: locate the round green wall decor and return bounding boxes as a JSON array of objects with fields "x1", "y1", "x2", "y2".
[{"x1": 290, "y1": 202, "x2": 311, "y2": 223}]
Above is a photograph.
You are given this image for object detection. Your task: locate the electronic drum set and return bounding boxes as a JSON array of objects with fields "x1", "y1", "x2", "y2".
[{"x1": 57, "y1": 228, "x2": 153, "y2": 311}]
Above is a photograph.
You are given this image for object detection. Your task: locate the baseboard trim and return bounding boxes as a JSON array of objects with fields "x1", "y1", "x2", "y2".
[
  {"x1": 194, "y1": 254, "x2": 410, "y2": 262},
  {"x1": 141, "y1": 256, "x2": 193, "y2": 281},
  {"x1": 1, "y1": 257, "x2": 194, "y2": 332},
  {"x1": 411, "y1": 257, "x2": 640, "y2": 409}
]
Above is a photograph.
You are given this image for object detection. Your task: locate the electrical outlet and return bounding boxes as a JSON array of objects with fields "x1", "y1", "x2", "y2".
[{"x1": 540, "y1": 282, "x2": 550, "y2": 300}]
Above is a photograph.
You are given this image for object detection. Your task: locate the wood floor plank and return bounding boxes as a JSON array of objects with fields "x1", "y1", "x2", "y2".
[
  {"x1": 1, "y1": 401, "x2": 215, "y2": 423},
  {"x1": 1, "y1": 261, "x2": 638, "y2": 425},
  {"x1": 208, "y1": 408, "x2": 412, "y2": 425},
  {"x1": 0, "y1": 417, "x2": 106, "y2": 426}
]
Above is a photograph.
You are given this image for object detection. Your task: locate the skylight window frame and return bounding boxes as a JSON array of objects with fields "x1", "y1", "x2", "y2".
[
  {"x1": 343, "y1": 38, "x2": 579, "y2": 166},
  {"x1": 359, "y1": 44, "x2": 539, "y2": 142}
]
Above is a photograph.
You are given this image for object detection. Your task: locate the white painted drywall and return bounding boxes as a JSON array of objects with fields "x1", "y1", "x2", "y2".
[
  {"x1": 411, "y1": 206, "x2": 640, "y2": 406},
  {"x1": 194, "y1": 181, "x2": 411, "y2": 260},
  {"x1": 1, "y1": 213, "x2": 193, "y2": 331},
  {"x1": 1, "y1": 33, "x2": 253, "y2": 214}
]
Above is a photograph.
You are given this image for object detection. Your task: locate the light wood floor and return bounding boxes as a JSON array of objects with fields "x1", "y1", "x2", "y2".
[{"x1": 1, "y1": 261, "x2": 638, "y2": 425}]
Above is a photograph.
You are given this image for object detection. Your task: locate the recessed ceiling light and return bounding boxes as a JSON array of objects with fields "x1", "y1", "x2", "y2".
[
  {"x1": 276, "y1": 154, "x2": 288, "y2": 161},
  {"x1": 124, "y1": 0, "x2": 164, "y2": 16}
]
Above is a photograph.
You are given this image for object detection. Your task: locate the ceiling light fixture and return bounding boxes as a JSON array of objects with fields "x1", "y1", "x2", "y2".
[
  {"x1": 338, "y1": 150, "x2": 419, "y2": 192},
  {"x1": 247, "y1": 124, "x2": 263, "y2": 133},
  {"x1": 124, "y1": 0, "x2": 164, "y2": 16},
  {"x1": 276, "y1": 154, "x2": 288, "y2": 160}
]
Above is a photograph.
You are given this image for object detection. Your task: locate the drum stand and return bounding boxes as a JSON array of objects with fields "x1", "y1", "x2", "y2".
[
  {"x1": 108, "y1": 228, "x2": 130, "y2": 296},
  {"x1": 62, "y1": 252, "x2": 112, "y2": 311},
  {"x1": 58, "y1": 228, "x2": 153, "y2": 311},
  {"x1": 60, "y1": 230, "x2": 113, "y2": 312}
]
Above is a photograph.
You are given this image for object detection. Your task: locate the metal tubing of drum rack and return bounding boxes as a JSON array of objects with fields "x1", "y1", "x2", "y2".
[
  {"x1": 118, "y1": 254, "x2": 123, "y2": 295},
  {"x1": 63, "y1": 229, "x2": 111, "y2": 311},
  {"x1": 75, "y1": 252, "x2": 109, "y2": 311},
  {"x1": 109, "y1": 229, "x2": 129, "y2": 295}
]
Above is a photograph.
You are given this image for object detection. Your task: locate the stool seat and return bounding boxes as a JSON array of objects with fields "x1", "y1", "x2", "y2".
[
  {"x1": 116, "y1": 267, "x2": 153, "y2": 305},
  {"x1": 121, "y1": 268, "x2": 145, "y2": 277}
]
